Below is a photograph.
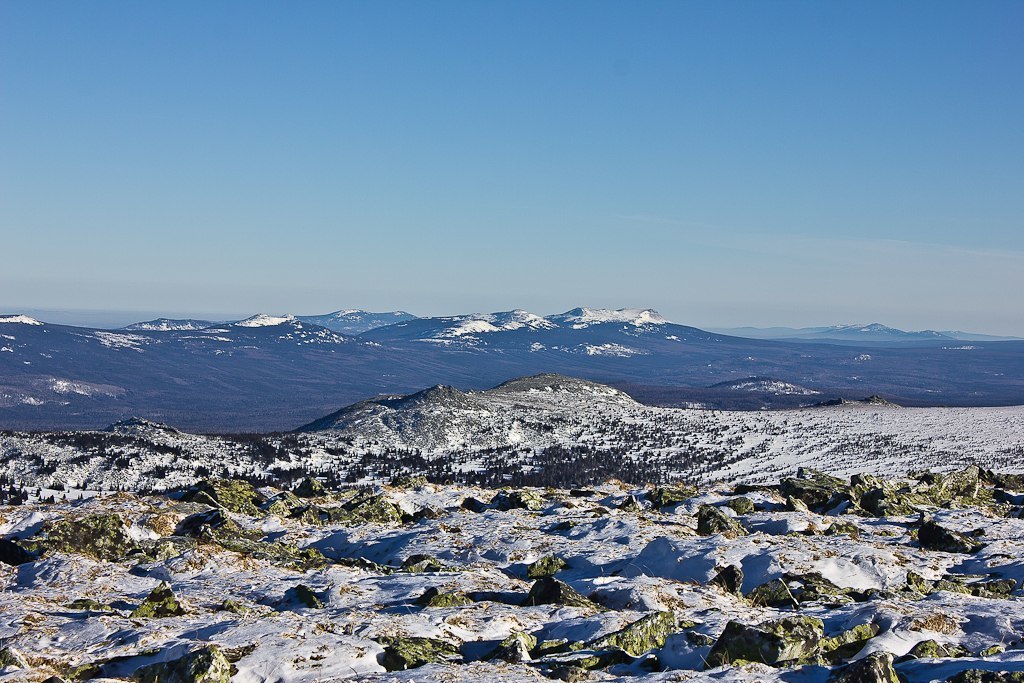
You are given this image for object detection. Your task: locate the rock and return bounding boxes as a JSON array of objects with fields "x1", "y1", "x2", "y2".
[
  {"x1": 785, "y1": 496, "x2": 810, "y2": 512},
  {"x1": 618, "y1": 495, "x2": 643, "y2": 512},
  {"x1": 696, "y1": 504, "x2": 747, "y2": 537},
  {"x1": 293, "y1": 477, "x2": 327, "y2": 498},
  {"x1": 860, "y1": 487, "x2": 917, "y2": 517},
  {"x1": 905, "y1": 571, "x2": 932, "y2": 594},
  {"x1": 183, "y1": 479, "x2": 264, "y2": 515},
  {"x1": 948, "y1": 673, "x2": 1024, "y2": 683},
  {"x1": 826, "y1": 520, "x2": 862, "y2": 538},
  {"x1": 493, "y1": 489, "x2": 546, "y2": 511},
  {"x1": 747, "y1": 578, "x2": 799, "y2": 609},
  {"x1": 780, "y1": 468, "x2": 847, "y2": 510},
  {"x1": 548, "y1": 666, "x2": 591, "y2": 682},
  {"x1": 66, "y1": 598, "x2": 115, "y2": 613},
  {"x1": 133, "y1": 646, "x2": 231, "y2": 683},
  {"x1": 0, "y1": 647, "x2": 28, "y2": 669},
  {"x1": 0, "y1": 538, "x2": 35, "y2": 566},
  {"x1": 926, "y1": 466, "x2": 983, "y2": 504},
  {"x1": 283, "y1": 584, "x2": 323, "y2": 609},
  {"x1": 648, "y1": 484, "x2": 697, "y2": 509},
  {"x1": 415, "y1": 587, "x2": 472, "y2": 607},
  {"x1": 523, "y1": 577, "x2": 597, "y2": 609},
  {"x1": 341, "y1": 490, "x2": 405, "y2": 525},
  {"x1": 586, "y1": 611, "x2": 677, "y2": 656},
  {"x1": 36, "y1": 513, "x2": 138, "y2": 562},
  {"x1": 460, "y1": 496, "x2": 490, "y2": 512},
  {"x1": 490, "y1": 631, "x2": 537, "y2": 663},
  {"x1": 725, "y1": 497, "x2": 755, "y2": 515},
  {"x1": 820, "y1": 622, "x2": 879, "y2": 662},
  {"x1": 919, "y1": 520, "x2": 983, "y2": 553},
  {"x1": 379, "y1": 636, "x2": 461, "y2": 671},
  {"x1": 389, "y1": 474, "x2": 428, "y2": 489},
  {"x1": 828, "y1": 651, "x2": 899, "y2": 683},
  {"x1": 709, "y1": 565, "x2": 744, "y2": 595},
  {"x1": 217, "y1": 598, "x2": 249, "y2": 614},
  {"x1": 784, "y1": 572, "x2": 856, "y2": 607},
  {"x1": 131, "y1": 581, "x2": 187, "y2": 618},
  {"x1": 401, "y1": 554, "x2": 450, "y2": 573},
  {"x1": 705, "y1": 616, "x2": 824, "y2": 668},
  {"x1": 899, "y1": 639, "x2": 968, "y2": 660},
  {"x1": 527, "y1": 554, "x2": 567, "y2": 579}
]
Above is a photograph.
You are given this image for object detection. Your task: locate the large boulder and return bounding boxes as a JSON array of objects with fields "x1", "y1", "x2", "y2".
[
  {"x1": 649, "y1": 485, "x2": 697, "y2": 510},
  {"x1": 133, "y1": 646, "x2": 231, "y2": 683},
  {"x1": 35, "y1": 513, "x2": 138, "y2": 562},
  {"x1": 828, "y1": 651, "x2": 899, "y2": 683},
  {"x1": 779, "y1": 469, "x2": 847, "y2": 511},
  {"x1": 182, "y1": 479, "x2": 265, "y2": 515},
  {"x1": 918, "y1": 520, "x2": 983, "y2": 554},
  {"x1": 696, "y1": 505, "x2": 747, "y2": 538},
  {"x1": 378, "y1": 637, "x2": 461, "y2": 671},
  {"x1": 523, "y1": 577, "x2": 597, "y2": 609},
  {"x1": 705, "y1": 616, "x2": 824, "y2": 668},
  {"x1": 586, "y1": 611, "x2": 677, "y2": 657},
  {"x1": 492, "y1": 489, "x2": 546, "y2": 511}
]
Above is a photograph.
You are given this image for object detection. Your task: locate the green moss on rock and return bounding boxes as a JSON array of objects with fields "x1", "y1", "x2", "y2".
[
  {"x1": 527, "y1": 554, "x2": 567, "y2": 579},
  {"x1": 133, "y1": 646, "x2": 231, "y2": 683},
  {"x1": 131, "y1": 581, "x2": 186, "y2": 619},
  {"x1": 705, "y1": 616, "x2": 824, "y2": 668},
  {"x1": 586, "y1": 611, "x2": 677, "y2": 657},
  {"x1": 378, "y1": 636, "x2": 461, "y2": 671}
]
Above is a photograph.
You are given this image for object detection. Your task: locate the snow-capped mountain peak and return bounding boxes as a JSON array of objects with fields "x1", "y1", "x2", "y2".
[
  {"x1": 549, "y1": 307, "x2": 670, "y2": 328},
  {"x1": 232, "y1": 313, "x2": 297, "y2": 328},
  {"x1": 124, "y1": 318, "x2": 214, "y2": 331},
  {"x1": 440, "y1": 310, "x2": 557, "y2": 337},
  {"x1": 0, "y1": 314, "x2": 44, "y2": 325}
]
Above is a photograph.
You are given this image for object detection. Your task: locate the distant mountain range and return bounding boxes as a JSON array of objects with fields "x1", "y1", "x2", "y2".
[
  {"x1": 712, "y1": 323, "x2": 1021, "y2": 343},
  {"x1": 2, "y1": 307, "x2": 1023, "y2": 430}
]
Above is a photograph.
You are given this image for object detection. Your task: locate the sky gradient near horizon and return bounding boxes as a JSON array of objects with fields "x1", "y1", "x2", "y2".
[{"x1": 2, "y1": 2, "x2": 1023, "y2": 334}]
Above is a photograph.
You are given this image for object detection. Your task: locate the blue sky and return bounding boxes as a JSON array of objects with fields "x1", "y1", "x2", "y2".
[{"x1": 2, "y1": 2, "x2": 1022, "y2": 334}]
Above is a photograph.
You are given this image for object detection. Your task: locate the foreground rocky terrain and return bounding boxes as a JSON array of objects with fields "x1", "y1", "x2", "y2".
[{"x1": 1, "y1": 467, "x2": 1023, "y2": 682}]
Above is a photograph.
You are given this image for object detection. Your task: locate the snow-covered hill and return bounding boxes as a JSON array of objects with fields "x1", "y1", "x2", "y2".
[
  {"x1": 295, "y1": 310, "x2": 417, "y2": 334},
  {"x1": 2, "y1": 375, "x2": 1021, "y2": 493}
]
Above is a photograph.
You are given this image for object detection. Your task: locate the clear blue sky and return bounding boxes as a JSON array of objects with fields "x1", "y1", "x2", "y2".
[{"x1": 2, "y1": 1, "x2": 1022, "y2": 334}]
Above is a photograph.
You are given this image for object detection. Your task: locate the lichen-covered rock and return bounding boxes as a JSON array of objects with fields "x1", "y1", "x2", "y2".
[
  {"x1": 389, "y1": 474, "x2": 428, "y2": 489},
  {"x1": 747, "y1": 578, "x2": 799, "y2": 609},
  {"x1": 133, "y1": 645, "x2": 231, "y2": 683},
  {"x1": 0, "y1": 647, "x2": 28, "y2": 670},
  {"x1": 860, "y1": 487, "x2": 917, "y2": 517},
  {"x1": 36, "y1": 513, "x2": 138, "y2": 562},
  {"x1": 378, "y1": 636, "x2": 461, "y2": 671},
  {"x1": 785, "y1": 572, "x2": 855, "y2": 607},
  {"x1": 705, "y1": 616, "x2": 824, "y2": 668},
  {"x1": 183, "y1": 479, "x2": 264, "y2": 515},
  {"x1": 948, "y1": 673, "x2": 1024, "y2": 683},
  {"x1": 826, "y1": 520, "x2": 862, "y2": 538},
  {"x1": 821, "y1": 622, "x2": 879, "y2": 662},
  {"x1": 648, "y1": 484, "x2": 697, "y2": 509},
  {"x1": 401, "y1": 554, "x2": 450, "y2": 573},
  {"x1": 293, "y1": 476, "x2": 327, "y2": 498},
  {"x1": 66, "y1": 598, "x2": 115, "y2": 613},
  {"x1": 460, "y1": 496, "x2": 491, "y2": 512},
  {"x1": 527, "y1": 554, "x2": 567, "y2": 579},
  {"x1": 523, "y1": 577, "x2": 597, "y2": 609},
  {"x1": 586, "y1": 611, "x2": 677, "y2": 656},
  {"x1": 283, "y1": 584, "x2": 323, "y2": 609},
  {"x1": 899, "y1": 639, "x2": 968, "y2": 660},
  {"x1": 725, "y1": 497, "x2": 755, "y2": 515},
  {"x1": 490, "y1": 631, "x2": 537, "y2": 663},
  {"x1": 780, "y1": 468, "x2": 847, "y2": 510},
  {"x1": 828, "y1": 651, "x2": 899, "y2": 683},
  {"x1": 415, "y1": 587, "x2": 472, "y2": 607},
  {"x1": 696, "y1": 504, "x2": 747, "y2": 538},
  {"x1": 919, "y1": 520, "x2": 983, "y2": 553},
  {"x1": 131, "y1": 581, "x2": 186, "y2": 618},
  {"x1": 492, "y1": 489, "x2": 546, "y2": 511}
]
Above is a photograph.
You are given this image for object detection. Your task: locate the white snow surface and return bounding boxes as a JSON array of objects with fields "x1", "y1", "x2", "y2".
[
  {"x1": 0, "y1": 315, "x2": 43, "y2": 325},
  {"x1": 551, "y1": 307, "x2": 671, "y2": 328},
  {"x1": 233, "y1": 313, "x2": 297, "y2": 327}
]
